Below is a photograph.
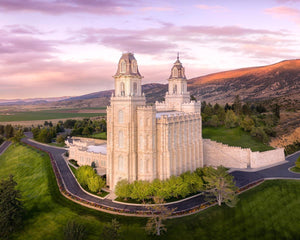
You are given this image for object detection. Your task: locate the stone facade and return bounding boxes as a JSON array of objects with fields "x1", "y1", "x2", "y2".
[{"x1": 66, "y1": 53, "x2": 286, "y2": 191}]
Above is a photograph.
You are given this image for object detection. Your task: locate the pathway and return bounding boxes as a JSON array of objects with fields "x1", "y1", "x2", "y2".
[
  {"x1": 21, "y1": 136, "x2": 300, "y2": 216},
  {"x1": 0, "y1": 141, "x2": 11, "y2": 155}
]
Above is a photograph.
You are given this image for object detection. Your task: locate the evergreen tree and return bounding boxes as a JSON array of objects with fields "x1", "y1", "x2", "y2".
[
  {"x1": 0, "y1": 175, "x2": 24, "y2": 239},
  {"x1": 64, "y1": 220, "x2": 87, "y2": 240}
]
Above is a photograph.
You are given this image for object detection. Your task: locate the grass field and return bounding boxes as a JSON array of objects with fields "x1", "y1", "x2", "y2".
[
  {"x1": 290, "y1": 166, "x2": 300, "y2": 173},
  {"x1": 202, "y1": 127, "x2": 274, "y2": 152},
  {"x1": 0, "y1": 110, "x2": 105, "y2": 122},
  {"x1": 90, "y1": 132, "x2": 107, "y2": 140},
  {"x1": 1, "y1": 145, "x2": 300, "y2": 239}
]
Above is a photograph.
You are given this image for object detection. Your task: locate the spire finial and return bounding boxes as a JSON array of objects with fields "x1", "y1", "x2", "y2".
[{"x1": 177, "y1": 52, "x2": 179, "y2": 60}]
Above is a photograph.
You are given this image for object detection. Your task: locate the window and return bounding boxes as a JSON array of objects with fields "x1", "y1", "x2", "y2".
[
  {"x1": 132, "y1": 60, "x2": 137, "y2": 73},
  {"x1": 139, "y1": 158, "x2": 144, "y2": 173},
  {"x1": 118, "y1": 110, "x2": 124, "y2": 123},
  {"x1": 118, "y1": 131, "x2": 123, "y2": 148},
  {"x1": 120, "y1": 82, "x2": 125, "y2": 96},
  {"x1": 173, "y1": 84, "x2": 177, "y2": 94},
  {"x1": 145, "y1": 159, "x2": 150, "y2": 173},
  {"x1": 118, "y1": 155, "x2": 124, "y2": 171},
  {"x1": 120, "y1": 60, "x2": 126, "y2": 73},
  {"x1": 173, "y1": 68, "x2": 178, "y2": 77},
  {"x1": 133, "y1": 82, "x2": 137, "y2": 95}
]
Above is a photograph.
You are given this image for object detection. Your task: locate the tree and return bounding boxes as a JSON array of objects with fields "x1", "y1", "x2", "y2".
[
  {"x1": 224, "y1": 110, "x2": 238, "y2": 128},
  {"x1": 240, "y1": 116, "x2": 255, "y2": 132},
  {"x1": 11, "y1": 129, "x2": 24, "y2": 144},
  {"x1": 203, "y1": 166, "x2": 238, "y2": 207},
  {"x1": 232, "y1": 95, "x2": 242, "y2": 115},
  {"x1": 64, "y1": 220, "x2": 87, "y2": 240},
  {"x1": 145, "y1": 197, "x2": 175, "y2": 236},
  {"x1": 0, "y1": 175, "x2": 24, "y2": 239},
  {"x1": 4, "y1": 124, "x2": 14, "y2": 139},
  {"x1": 56, "y1": 135, "x2": 66, "y2": 144},
  {"x1": 273, "y1": 104, "x2": 280, "y2": 119},
  {"x1": 130, "y1": 180, "x2": 152, "y2": 202},
  {"x1": 251, "y1": 127, "x2": 269, "y2": 143},
  {"x1": 87, "y1": 175, "x2": 105, "y2": 193},
  {"x1": 101, "y1": 219, "x2": 121, "y2": 240},
  {"x1": 115, "y1": 180, "x2": 132, "y2": 200},
  {"x1": 76, "y1": 166, "x2": 97, "y2": 188}
]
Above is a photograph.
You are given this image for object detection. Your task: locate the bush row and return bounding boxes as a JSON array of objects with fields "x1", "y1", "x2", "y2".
[
  {"x1": 115, "y1": 169, "x2": 207, "y2": 202},
  {"x1": 75, "y1": 166, "x2": 105, "y2": 193}
]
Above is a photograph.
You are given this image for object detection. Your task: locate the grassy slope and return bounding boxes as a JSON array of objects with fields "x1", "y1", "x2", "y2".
[
  {"x1": 1, "y1": 145, "x2": 300, "y2": 239},
  {"x1": 202, "y1": 127, "x2": 274, "y2": 152},
  {"x1": 90, "y1": 132, "x2": 107, "y2": 140},
  {"x1": 0, "y1": 144, "x2": 146, "y2": 240},
  {"x1": 0, "y1": 111, "x2": 104, "y2": 122}
]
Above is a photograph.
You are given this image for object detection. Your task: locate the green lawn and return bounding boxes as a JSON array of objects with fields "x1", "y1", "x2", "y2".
[
  {"x1": 1, "y1": 144, "x2": 300, "y2": 239},
  {"x1": 90, "y1": 132, "x2": 107, "y2": 140},
  {"x1": 0, "y1": 110, "x2": 104, "y2": 122},
  {"x1": 290, "y1": 166, "x2": 300, "y2": 173},
  {"x1": 202, "y1": 127, "x2": 274, "y2": 152}
]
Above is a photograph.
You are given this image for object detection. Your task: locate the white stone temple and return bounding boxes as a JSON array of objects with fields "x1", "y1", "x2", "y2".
[{"x1": 66, "y1": 53, "x2": 285, "y2": 191}]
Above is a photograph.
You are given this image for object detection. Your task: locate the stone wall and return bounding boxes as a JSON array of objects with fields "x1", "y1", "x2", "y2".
[{"x1": 203, "y1": 139, "x2": 285, "y2": 169}]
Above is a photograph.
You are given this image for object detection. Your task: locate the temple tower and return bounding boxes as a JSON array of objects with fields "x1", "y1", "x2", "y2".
[
  {"x1": 165, "y1": 54, "x2": 191, "y2": 110},
  {"x1": 106, "y1": 53, "x2": 146, "y2": 190}
]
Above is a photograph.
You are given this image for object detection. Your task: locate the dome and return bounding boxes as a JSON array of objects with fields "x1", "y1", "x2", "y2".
[
  {"x1": 114, "y1": 52, "x2": 142, "y2": 77},
  {"x1": 169, "y1": 54, "x2": 186, "y2": 79}
]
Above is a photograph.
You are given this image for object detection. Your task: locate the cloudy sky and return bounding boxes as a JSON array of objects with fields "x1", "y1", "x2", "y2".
[{"x1": 1, "y1": 0, "x2": 300, "y2": 99}]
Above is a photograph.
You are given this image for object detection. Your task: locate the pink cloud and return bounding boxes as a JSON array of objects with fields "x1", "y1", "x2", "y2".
[
  {"x1": 140, "y1": 6, "x2": 174, "y2": 12},
  {"x1": 265, "y1": 6, "x2": 300, "y2": 16},
  {"x1": 0, "y1": 0, "x2": 131, "y2": 15},
  {"x1": 196, "y1": 4, "x2": 228, "y2": 12}
]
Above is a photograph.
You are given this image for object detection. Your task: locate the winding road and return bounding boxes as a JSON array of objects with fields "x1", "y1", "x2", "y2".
[{"x1": 14, "y1": 136, "x2": 300, "y2": 215}]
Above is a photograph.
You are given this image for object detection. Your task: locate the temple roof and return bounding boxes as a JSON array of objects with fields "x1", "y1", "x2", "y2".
[
  {"x1": 169, "y1": 54, "x2": 186, "y2": 79},
  {"x1": 114, "y1": 52, "x2": 142, "y2": 77}
]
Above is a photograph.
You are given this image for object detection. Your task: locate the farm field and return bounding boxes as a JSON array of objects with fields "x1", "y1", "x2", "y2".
[
  {"x1": 0, "y1": 109, "x2": 106, "y2": 122},
  {"x1": 1, "y1": 144, "x2": 300, "y2": 239},
  {"x1": 202, "y1": 127, "x2": 274, "y2": 152}
]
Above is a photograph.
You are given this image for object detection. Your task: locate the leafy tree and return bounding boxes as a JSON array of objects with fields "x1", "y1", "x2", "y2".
[
  {"x1": 76, "y1": 166, "x2": 97, "y2": 188},
  {"x1": 203, "y1": 166, "x2": 238, "y2": 207},
  {"x1": 145, "y1": 197, "x2": 175, "y2": 236},
  {"x1": 296, "y1": 156, "x2": 300, "y2": 169},
  {"x1": 251, "y1": 127, "x2": 269, "y2": 143},
  {"x1": 64, "y1": 119, "x2": 77, "y2": 129},
  {"x1": 0, "y1": 175, "x2": 24, "y2": 239},
  {"x1": 101, "y1": 219, "x2": 121, "y2": 240},
  {"x1": 63, "y1": 220, "x2": 87, "y2": 240},
  {"x1": 209, "y1": 115, "x2": 220, "y2": 127},
  {"x1": 240, "y1": 116, "x2": 255, "y2": 132},
  {"x1": 181, "y1": 171, "x2": 204, "y2": 193},
  {"x1": 11, "y1": 129, "x2": 24, "y2": 144},
  {"x1": 87, "y1": 175, "x2": 105, "y2": 193},
  {"x1": 224, "y1": 110, "x2": 238, "y2": 128},
  {"x1": 91, "y1": 161, "x2": 96, "y2": 168},
  {"x1": 115, "y1": 180, "x2": 133, "y2": 200},
  {"x1": 56, "y1": 135, "x2": 66, "y2": 144},
  {"x1": 82, "y1": 126, "x2": 91, "y2": 136},
  {"x1": 130, "y1": 180, "x2": 152, "y2": 202}
]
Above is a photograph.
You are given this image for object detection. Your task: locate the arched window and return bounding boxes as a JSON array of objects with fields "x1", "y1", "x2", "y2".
[
  {"x1": 118, "y1": 131, "x2": 123, "y2": 148},
  {"x1": 139, "y1": 135, "x2": 143, "y2": 149},
  {"x1": 118, "y1": 110, "x2": 124, "y2": 123},
  {"x1": 118, "y1": 155, "x2": 124, "y2": 171},
  {"x1": 173, "y1": 68, "x2": 178, "y2": 77},
  {"x1": 131, "y1": 60, "x2": 137, "y2": 73},
  {"x1": 145, "y1": 159, "x2": 150, "y2": 173},
  {"x1": 139, "y1": 158, "x2": 144, "y2": 173},
  {"x1": 120, "y1": 82, "x2": 125, "y2": 96},
  {"x1": 173, "y1": 84, "x2": 177, "y2": 94},
  {"x1": 120, "y1": 60, "x2": 126, "y2": 73},
  {"x1": 133, "y1": 82, "x2": 137, "y2": 95}
]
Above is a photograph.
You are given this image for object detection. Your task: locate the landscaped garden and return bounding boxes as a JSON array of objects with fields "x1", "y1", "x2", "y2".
[
  {"x1": 1, "y1": 144, "x2": 300, "y2": 239},
  {"x1": 202, "y1": 127, "x2": 274, "y2": 152},
  {"x1": 290, "y1": 156, "x2": 300, "y2": 173}
]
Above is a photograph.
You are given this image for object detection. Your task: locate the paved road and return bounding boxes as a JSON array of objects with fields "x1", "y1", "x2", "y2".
[
  {"x1": 21, "y1": 136, "x2": 300, "y2": 214},
  {"x1": 0, "y1": 141, "x2": 11, "y2": 155}
]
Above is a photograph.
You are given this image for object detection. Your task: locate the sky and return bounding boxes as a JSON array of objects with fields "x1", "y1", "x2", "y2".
[{"x1": 0, "y1": 0, "x2": 300, "y2": 99}]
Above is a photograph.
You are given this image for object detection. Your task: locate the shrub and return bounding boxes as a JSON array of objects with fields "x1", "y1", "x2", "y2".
[
  {"x1": 63, "y1": 220, "x2": 87, "y2": 240},
  {"x1": 87, "y1": 175, "x2": 105, "y2": 193},
  {"x1": 224, "y1": 110, "x2": 238, "y2": 128},
  {"x1": 251, "y1": 127, "x2": 269, "y2": 143},
  {"x1": 115, "y1": 180, "x2": 132, "y2": 200},
  {"x1": 76, "y1": 166, "x2": 97, "y2": 188},
  {"x1": 240, "y1": 116, "x2": 255, "y2": 132}
]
